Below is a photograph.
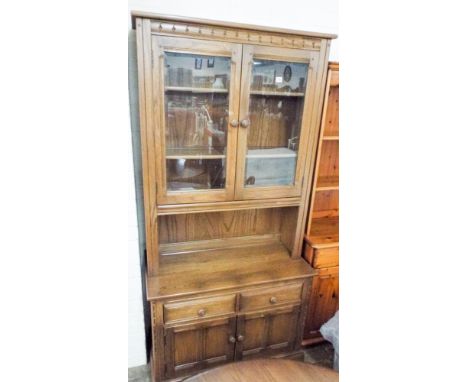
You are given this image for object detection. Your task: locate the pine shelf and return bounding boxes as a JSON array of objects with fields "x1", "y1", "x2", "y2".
[
  {"x1": 316, "y1": 175, "x2": 339, "y2": 191},
  {"x1": 305, "y1": 216, "x2": 339, "y2": 247}
]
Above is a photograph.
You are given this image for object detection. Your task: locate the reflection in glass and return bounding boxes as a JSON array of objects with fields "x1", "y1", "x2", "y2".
[
  {"x1": 164, "y1": 52, "x2": 231, "y2": 191},
  {"x1": 166, "y1": 159, "x2": 225, "y2": 191},
  {"x1": 245, "y1": 60, "x2": 308, "y2": 187}
]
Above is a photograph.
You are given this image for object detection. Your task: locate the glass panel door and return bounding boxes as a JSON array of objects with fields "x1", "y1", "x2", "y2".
[
  {"x1": 235, "y1": 45, "x2": 318, "y2": 199},
  {"x1": 153, "y1": 36, "x2": 242, "y2": 204}
]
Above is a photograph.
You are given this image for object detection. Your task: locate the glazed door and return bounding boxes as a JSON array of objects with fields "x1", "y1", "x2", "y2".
[
  {"x1": 235, "y1": 45, "x2": 320, "y2": 200},
  {"x1": 235, "y1": 305, "x2": 300, "y2": 360},
  {"x1": 164, "y1": 317, "x2": 237, "y2": 379},
  {"x1": 152, "y1": 36, "x2": 242, "y2": 204}
]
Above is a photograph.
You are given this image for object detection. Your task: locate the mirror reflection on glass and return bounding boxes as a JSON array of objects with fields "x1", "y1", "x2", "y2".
[
  {"x1": 163, "y1": 52, "x2": 231, "y2": 191},
  {"x1": 250, "y1": 60, "x2": 308, "y2": 95},
  {"x1": 245, "y1": 59, "x2": 308, "y2": 187}
]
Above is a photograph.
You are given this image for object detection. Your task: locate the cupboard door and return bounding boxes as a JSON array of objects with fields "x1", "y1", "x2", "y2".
[
  {"x1": 152, "y1": 36, "x2": 242, "y2": 204},
  {"x1": 164, "y1": 317, "x2": 237, "y2": 379},
  {"x1": 235, "y1": 45, "x2": 320, "y2": 199},
  {"x1": 303, "y1": 267, "x2": 339, "y2": 339},
  {"x1": 235, "y1": 305, "x2": 300, "y2": 360}
]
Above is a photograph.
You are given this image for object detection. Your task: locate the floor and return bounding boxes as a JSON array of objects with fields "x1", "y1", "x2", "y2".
[{"x1": 128, "y1": 342, "x2": 336, "y2": 382}]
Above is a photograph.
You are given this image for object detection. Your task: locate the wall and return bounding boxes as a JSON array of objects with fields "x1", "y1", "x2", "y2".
[
  {"x1": 128, "y1": 30, "x2": 149, "y2": 368},
  {"x1": 127, "y1": 0, "x2": 338, "y2": 368}
]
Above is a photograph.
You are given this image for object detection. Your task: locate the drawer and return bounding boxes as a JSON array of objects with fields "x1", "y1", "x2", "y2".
[
  {"x1": 163, "y1": 294, "x2": 236, "y2": 323},
  {"x1": 330, "y1": 70, "x2": 339, "y2": 86},
  {"x1": 240, "y1": 283, "x2": 303, "y2": 312},
  {"x1": 312, "y1": 246, "x2": 339, "y2": 268}
]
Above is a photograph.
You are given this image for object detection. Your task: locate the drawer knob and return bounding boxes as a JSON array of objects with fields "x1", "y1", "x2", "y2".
[
  {"x1": 270, "y1": 296, "x2": 277, "y2": 304},
  {"x1": 198, "y1": 309, "x2": 206, "y2": 317},
  {"x1": 229, "y1": 335, "x2": 236, "y2": 344},
  {"x1": 230, "y1": 120, "x2": 239, "y2": 128},
  {"x1": 240, "y1": 119, "x2": 250, "y2": 128},
  {"x1": 237, "y1": 334, "x2": 244, "y2": 342}
]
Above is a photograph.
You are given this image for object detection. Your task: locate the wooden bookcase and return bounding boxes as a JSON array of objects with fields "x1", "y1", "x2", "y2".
[
  {"x1": 302, "y1": 62, "x2": 339, "y2": 345},
  {"x1": 132, "y1": 12, "x2": 336, "y2": 381}
]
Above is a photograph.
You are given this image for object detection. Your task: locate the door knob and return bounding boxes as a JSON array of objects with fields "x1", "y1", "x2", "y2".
[
  {"x1": 270, "y1": 296, "x2": 277, "y2": 304},
  {"x1": 198, "y1": 309, "x2": 206, "y2": 317},
  {"x1": 229, "y1": 335, "x2": 236, "y2": 344},
  {"x1": 230, "y1": 120, "x2": 239, "y2": 127},
  {"x1": 237, "y1": 334, "x2": 245, "y2": 342},
  {"x1": 240, "y1": 119, "x2": 250, "y2": 128}
]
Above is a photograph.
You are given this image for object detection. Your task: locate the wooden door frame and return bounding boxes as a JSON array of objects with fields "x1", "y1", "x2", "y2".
[
  {"x1": 152, "y1": 35, "x2": 243, "y2": 205},
  {"x1": 234, "y1": 44, "x2": 321, "y2": 200}
]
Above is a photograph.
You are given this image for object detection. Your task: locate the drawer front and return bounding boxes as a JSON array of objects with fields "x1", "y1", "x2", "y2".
[
  {"x1": 164, "y1": 294, "x2": 236, "y2": 324},
  {"x1": 312, "y1": 246, "x2": 339, "y2": 268},
  {"x1": 330, "y1": 70, "x2": 339, "y2": 86},
  {"x1": 240, "y1": 283, "x2": 303, "y2": 312}
]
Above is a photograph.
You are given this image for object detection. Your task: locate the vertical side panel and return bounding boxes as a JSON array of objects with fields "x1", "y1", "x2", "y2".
[
  {"x1": 306, "y1": 69, "x2": 332, "y2": 234},
  {"x1": 152, "y1": 302, "x2": 165, "y2": 381},
  {"x1": 137, "y1": 18, "x2": 159, "y2": 275},
  {"x1": 291, "y1": 39, "x2": 331, "y2": 258}
]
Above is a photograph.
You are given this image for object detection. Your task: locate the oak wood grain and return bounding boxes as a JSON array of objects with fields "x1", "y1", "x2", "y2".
[
  {"x1": 157, "y1": 197, "x2": 302, "y2": 215},
  {"x1": 158, "y1": 209, "x2": 283, "y2": 244},
  {"x1": 147, "y1": 241, "x2": 314, "y2": 301},
  {"x1": 130, "y1": 11, "x2": 337, "y2": 39},
  {"x1": 134, "y1": 14, "x2": 333, "y2": 381},
  {"x1": 164, "y1": 294, "x2": 237, "y2": 324},
  {"x1": 239, "y1": 283, "x2": 303, "y2": 312}
]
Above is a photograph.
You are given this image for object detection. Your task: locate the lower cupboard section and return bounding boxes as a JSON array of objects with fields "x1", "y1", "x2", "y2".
[{"x1": 162, "y1": 307, "x2": 301, "y2": 380}]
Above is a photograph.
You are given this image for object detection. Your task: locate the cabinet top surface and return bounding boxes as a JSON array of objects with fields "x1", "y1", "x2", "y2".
[
  {"x1": 146, "y1": 241, "x2": 314, "y2": 301},
  {"x1": 131, "y1": 11, "x2": 337, "y2": 40}
]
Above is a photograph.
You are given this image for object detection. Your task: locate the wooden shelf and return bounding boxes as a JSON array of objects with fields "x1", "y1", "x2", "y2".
[
  {"x1": 147, "y1": 239, "x2": 314, "y2": 300},
  {"x1": 316, "y1": 175, "x2": 339, "y2": 191},
  {"x1": 250, "y1": 90, "x2": 305, "y2": 97},
  {"x1": 165, "y1": 86, "x2": 228, "y2": 93},
  {"x1": 157, "y1": 197, "x2": 302, "y2": 215},
  {"x1": 166, "y1": 147, "x2": 225, "y2": 159},
  {"x1": 322, "y1": 136, "x2": 339, "y2": 141},
  {"x1": 305, "y1": 216, "x2": 339, "y2": 247}
]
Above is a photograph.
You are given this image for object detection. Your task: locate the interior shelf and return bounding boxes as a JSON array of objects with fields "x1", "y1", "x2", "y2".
[
  {"x1": 166, "y1": 147, "x2": 226, "y2": 159},
  {"x1": 316, "y1": 175, "x2": 339, "y2": 190},
  {"x1": 250, "y1": 90, "x2": 305, "y2": 97},
  {"x1": 322, "y1": 136, "x2": 339, "y2": 141},
  {"x1": 246, "y1": 147, "x2": 297, "y2": 159},
  {"x1": 147, "y1": 238, "x2": 314, "y2": 300},
  {"x1": 165, "y1": 86, "x2": 228, "y2": 93},
  {"x1": 305, "y1": 216, "x2": 339, "y2": 246}
]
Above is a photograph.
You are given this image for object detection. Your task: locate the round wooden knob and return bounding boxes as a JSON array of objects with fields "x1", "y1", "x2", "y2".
[
  {"x1": 240, "y1": 119, "x2": 250, "y2": 128},
  {"x1": 230, "y1": 120, "x2": 239, "y2": 127},
  {"x1": 229, "y1": 335, "x2": 236, "y2": 344},
  {"x1": 198, "y1": 309, "x2": 206, "y2": 317},
  {"x1": 237, "y1": 334, "x2": 244, "y2": 342},
  {"x1": 270, "y1": 296, "x2": 277, "y2": 304}
]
